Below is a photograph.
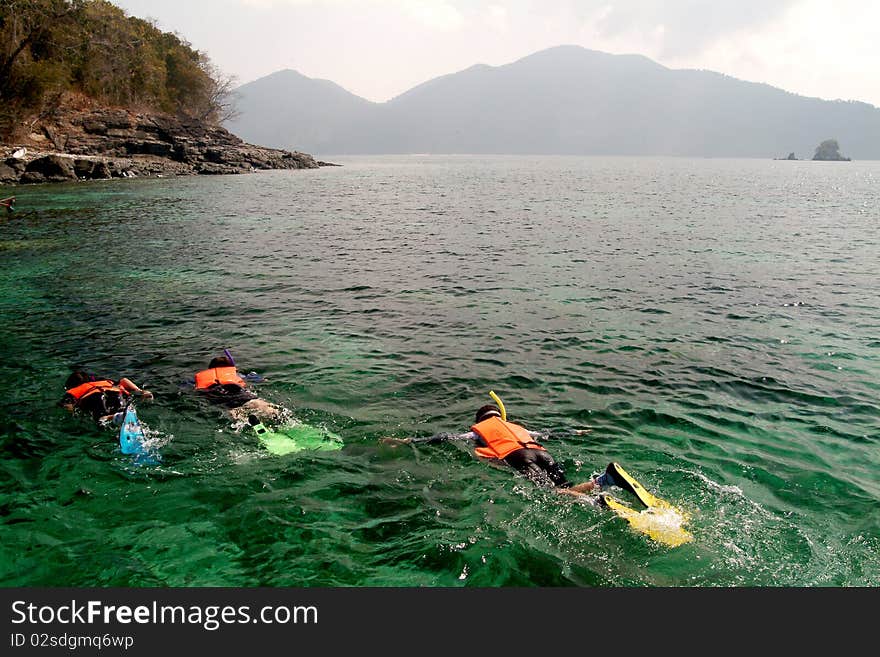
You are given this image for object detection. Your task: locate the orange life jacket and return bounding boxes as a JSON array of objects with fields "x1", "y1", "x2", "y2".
[
  {"x1": 194, "y1": 366, "x2": 246, "y2": 390},
  {"x1": 470, "y1": 416, "x2": 545, "y2": 460},
  {"x1": 65, "y1": 380, "x2": 123, "y2": 402}
]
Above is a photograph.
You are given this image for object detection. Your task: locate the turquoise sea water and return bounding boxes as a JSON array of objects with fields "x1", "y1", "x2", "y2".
[{"x1": 1, "y1": 155, "x2": 878, "y2": 586}]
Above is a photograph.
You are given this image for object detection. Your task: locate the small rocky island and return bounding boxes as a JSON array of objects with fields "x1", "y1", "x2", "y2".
[
  {"x1": 1, "y1": 96, "x2": 321, "y2": 185},
  {"x1": 812, "y1": 139, "x2": 851, "y2": 161}
]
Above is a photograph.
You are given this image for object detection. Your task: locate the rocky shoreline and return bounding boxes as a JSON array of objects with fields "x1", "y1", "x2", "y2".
[{"x1": 1, "y1": 105, "x2": 328, "y2": 185}]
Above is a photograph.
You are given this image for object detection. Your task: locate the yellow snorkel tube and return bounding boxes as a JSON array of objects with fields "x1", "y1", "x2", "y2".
[{"x1": 488, "y1": 390, "x2": 507, "y2": 421}]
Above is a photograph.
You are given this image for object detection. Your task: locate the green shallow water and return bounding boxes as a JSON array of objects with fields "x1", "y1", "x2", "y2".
[{"x1": 1, "y1": 155, "x2": 878, "y2": 586}]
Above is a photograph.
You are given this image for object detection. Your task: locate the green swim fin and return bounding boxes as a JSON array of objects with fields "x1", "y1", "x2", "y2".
[
  {"x1": 248, "y1": 414, "x2": 342, "y2": 455},
  {"x1": 248, "y1": 414, "x2": 270, "y2": 437}
]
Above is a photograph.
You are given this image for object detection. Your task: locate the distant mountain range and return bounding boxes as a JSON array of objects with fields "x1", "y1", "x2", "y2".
[{"x1": 225, "y1": 45, "x2": 880, "y2": 158}]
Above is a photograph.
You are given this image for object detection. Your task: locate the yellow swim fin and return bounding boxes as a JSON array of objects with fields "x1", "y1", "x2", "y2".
[
  {"x1": 599, "y1": 463, "x2": 692, "y2": 547},
  {"x1": 605, "y1": 462, "x2": 670, "y2": 509},
  {"x1": 600, "y1": 494, "x2": 693, "y2": 547}
]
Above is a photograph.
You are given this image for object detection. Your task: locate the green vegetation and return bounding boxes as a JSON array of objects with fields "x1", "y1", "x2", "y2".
[
  {"x1": 813, "y1": 139, "x2": 851, "y2": 161},
  {"x1": 0, "y1": 0, "x2": 236, "y2": 138}
]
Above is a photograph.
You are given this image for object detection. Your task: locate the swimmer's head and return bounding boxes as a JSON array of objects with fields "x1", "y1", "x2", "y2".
[
  {"x1": 208, "y1": 355, "x2": 234, "y2": 368},
  {"x1": 65, "y1": 370, "x2": 96, "y2": 389},
  {"x1": 475, "y1": 404, "x2": 502, "y2": 423}
]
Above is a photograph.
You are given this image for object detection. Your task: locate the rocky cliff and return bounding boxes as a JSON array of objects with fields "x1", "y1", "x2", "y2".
[{"x1": 1, "y1": 98, "x2": 321, "y2": 185}]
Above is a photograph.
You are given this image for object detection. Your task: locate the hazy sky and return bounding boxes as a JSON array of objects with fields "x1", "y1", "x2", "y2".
[{"x1": 111, "y1": 0, "x2": 880, "y2": 107}]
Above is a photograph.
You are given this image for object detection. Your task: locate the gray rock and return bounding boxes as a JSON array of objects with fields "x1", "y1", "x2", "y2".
[
  {"x1": 102, "y1": 110, "x2": 132, "y2": 129},
  {"x1": 91, "y1": 161, "x2": 112, "y2": 179},
  {"x1": 72, "y1": 158, "x2": 112, "y2": 180},
  {"x1": 125, "y1": 141, "x2": 174, "y2": 157},
  {"x1": 25, "y1": 155, "x2": 76, "y2": 181},
  {"x1": 197, "y1": 162, "x2": 239, "y2": 175},
  {"x1": 5, "y1": 158, "x2": 26, "y2": 173},
  {"x1": 19, "y1": 171, "x2": 47, "y2": 184},
  {"x1": 2, "y1": 105, "x2": 320, "y2": 185},
  {"x1": 43, "y1": 126, "x2": 68, "y2": 151},
  {"x1": 73, "y1": 159, "x2": 94, "y2": 178},
  {"x1": 0, "y1": 163, "x2": 19, "y2": 183},
  {"x1": 82, "y1": 120, "x2": 107, "y2": 134}
]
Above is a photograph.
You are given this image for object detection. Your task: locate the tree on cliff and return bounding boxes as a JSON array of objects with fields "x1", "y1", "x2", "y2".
[
  {"x1": 0, "y1": 0, "x2": 237, "y2": 138},
  {"x1": 0, "y1": 0, "x2": 83, "y2": 135},
  {"x1": 813, "y1": 139, "x2": 851, "y2": 161}
]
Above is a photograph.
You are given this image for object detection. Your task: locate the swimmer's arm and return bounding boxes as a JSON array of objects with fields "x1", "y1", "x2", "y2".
[
  {"x1": 530, "y1": 428, "x2": 593, "y2": 440},
  {"x1": 414, "y1": 431, "x2": 476, "y2": 444},
  {"x1": 381, "y1": 431, "x2": 476, "y2": 446},
  {"x1": 119, "y1": 378, "x2": 154, "y2": 400}
]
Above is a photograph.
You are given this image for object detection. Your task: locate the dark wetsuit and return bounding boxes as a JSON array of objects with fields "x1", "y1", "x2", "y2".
[
  {"x1": 64, "y1": 387, "x2": 127, "y2": 421},
  {"x1": 412, "y1": 431, "x2": 572, "y2": 489},
  {"x1": 502, "y1": 447, "x2": 571, "y2": 488},
  {"x1": 198, "y1": 383, "x2": 258, "y2": 409}
]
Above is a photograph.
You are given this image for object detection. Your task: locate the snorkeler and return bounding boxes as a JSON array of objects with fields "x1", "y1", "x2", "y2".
[
  {"x1": 193, "y1": 352, "x2": 285, "y2": 424},
  {"x1": 61, "y1": 370, "x2": 153, "y2": 424},
  {"x1": 382, "y1": 402, "x2": 624, "y2": 498}
]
